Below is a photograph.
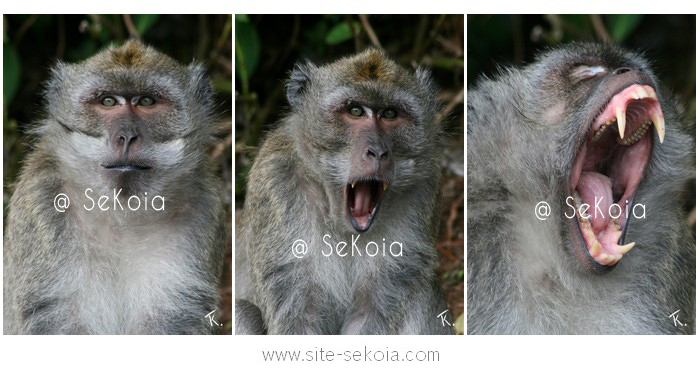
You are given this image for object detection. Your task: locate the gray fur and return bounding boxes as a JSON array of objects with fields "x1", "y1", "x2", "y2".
[{"x1": 467, "y1": 42, "x2": 695, "y2": 334}]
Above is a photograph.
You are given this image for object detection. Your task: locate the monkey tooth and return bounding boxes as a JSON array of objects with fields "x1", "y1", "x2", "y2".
[
  {"x1": 619, "y1": 242, "x2": 635, "y2": 255},
  {"x1": 383, "y1": 182, "x2": 388, "y2": 191},
  {"x1": 591, "y1": 84, "x2": 665, "y2": 145},
  {"x1": 574, "y1": 84, "x2": 663, "y2": 268},
  {"x1": 636, "y1": 87, "x2": 649, "y2": 99},
  {"x1": 351, "y1": 181, "x2": 356, "y2": 189},
  {"x1": 652, "y1": 111, "x2": 665, "y2": 143},
  {"x1": 592, "y1": 124, "x2": 608, "y2": 142},
  {"x1": 591, "y1": 118, "x2": 619, "y2": 143},
  {"x1": 620, "y1": 121, "x2": 651, "y2": 146},
  {"x1": 572, "y1": 190, "x2": 636, "y2": 267},
  {"x1": 615, "y1": 106, "x2": 626, "y2": 139}
]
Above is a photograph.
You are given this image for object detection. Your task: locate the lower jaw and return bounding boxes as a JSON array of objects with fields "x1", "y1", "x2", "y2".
[
  {"x1": 566, "y1": 192, "x2": 633, "y2": 272},
  {"x1": 565, "y1": 215, "x2": 615, "y2": 273},
  {"x1": 347, "y1": 209, "x2": 377, "y2": 232}
]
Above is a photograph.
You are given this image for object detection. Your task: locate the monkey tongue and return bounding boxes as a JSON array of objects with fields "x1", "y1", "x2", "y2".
[
  {"x1": 575, "y1": 172, "x2": 613, "y2": 234},
  {"x1": 574, "y1": 173, "x2": 634, "y2": 266},
  {"x1": 351, "y1": 181, "x2": 373, "y2": 228},
  {"x1": 575, "y1": 172, "x2": 631, "y2": 266}
]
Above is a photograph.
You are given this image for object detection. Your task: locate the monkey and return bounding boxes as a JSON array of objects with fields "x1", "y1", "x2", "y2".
[
  {"x1": 3, "y1": 40, "x2": 226, "y2": 334},
  {"x1": 467, "y1": 42, "x2": 695, "y2": 334},
  {"x1": 235, "y1": 48, "x2": 453, "y2": 335}
]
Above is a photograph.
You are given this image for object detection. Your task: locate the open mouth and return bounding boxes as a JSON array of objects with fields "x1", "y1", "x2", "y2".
[
  {"x1": 102, "y1": 163, "x2": 152, "y2": 172},
  {"x1": 569, "y1": 84, "x2": 665, "y2": 267},
  {"x1": 346, "y1": 179, "x2": 388, "y2": 232}
]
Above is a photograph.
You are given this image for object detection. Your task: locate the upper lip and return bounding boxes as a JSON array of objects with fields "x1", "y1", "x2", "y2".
[{"x1": 568, "y1": 83, "x2": 664, "y2": 269}]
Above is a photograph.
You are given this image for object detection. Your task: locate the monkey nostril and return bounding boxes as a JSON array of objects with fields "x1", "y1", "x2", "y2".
[
  {"x1": 613, "y1": 67, "x2": 632, "y2": 75},
  {"x1": 366, "y1": 149, "x2": 377, "y2": 159},
  {"x1": 116, "y1": 133, "x2": 139, "y2": 152}
]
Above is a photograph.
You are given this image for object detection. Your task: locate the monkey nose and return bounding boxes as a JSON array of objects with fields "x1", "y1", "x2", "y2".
[
  {"x1": 113, "y1": 130, "x2": 140, "y2": 156},
  {"x1": 364, "y1": 145, "x2": 392, "y2": 172},
  {"x1": 118, "y1": 133, "x2": 137, "y2": 146}
]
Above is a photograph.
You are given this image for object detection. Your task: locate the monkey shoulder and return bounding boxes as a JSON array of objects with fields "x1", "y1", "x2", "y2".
[
  {"x1": 6, "y1": 146, "x2": 68, "y2": 249},
  {"x1": 244, "y1": 128, "x2": 303, "y2": 217}
]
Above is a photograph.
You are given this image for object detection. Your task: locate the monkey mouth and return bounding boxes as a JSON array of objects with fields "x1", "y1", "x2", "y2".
[
  {"x1": 345, "y1": 179, "x2": 388, "y2": 232},
  {"x1": 569, "y1": 84, "x2": 664, "y2": 268},
  {"x1": 102, "y1": 162, "x2": 152, "y2": 172}
]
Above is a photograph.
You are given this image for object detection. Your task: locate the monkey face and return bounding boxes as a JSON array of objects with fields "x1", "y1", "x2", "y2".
[
  {"x1": 285, "y1": 49, "x2": 441, "y2": 233},
  {"x1": 553, "y1": 45, "x2": 666, "y2": 272},
  {"x1": 45, "y1": 41, "x2": 214, "y2": 198},
  {"x1": 341, "y1": 104, "x2": 397, "y2": 232},
  {"x1": 92, "y1": 90, "x2": 173, "y2": 194}
]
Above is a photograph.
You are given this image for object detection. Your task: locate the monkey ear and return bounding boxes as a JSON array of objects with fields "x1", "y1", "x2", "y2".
[
  {"x1": 44, "y1": 62, "x2": 74, "y2": 121},
  {"x1": 187, "y1": 63, "x2": 215, "y2": 107},
  {"x1": 286, "y1": 60, "x2": 316, "y2": 109},
  {"x1": 415, "y1": 67, "x2": 437, "y2": 94}
]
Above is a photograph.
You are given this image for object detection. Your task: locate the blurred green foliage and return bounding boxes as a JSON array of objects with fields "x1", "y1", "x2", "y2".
[
  {"x1": 3, "y1": 42, "x2": 21, "y2": 107},
  {"x1": 325, "y1": 21, "x2": 361, "y2": 45},
  {"x1": 235, "y1": 14, "x2": 260, "y2": 90},
  {"x1": 607, "y1": 14, "x2": 643, "y2": 41}
]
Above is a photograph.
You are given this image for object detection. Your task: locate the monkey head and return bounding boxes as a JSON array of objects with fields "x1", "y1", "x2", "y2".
[
  {"x1": 285, "y1": 49, "x2": 442, "y2": 233},
  {"x1": 521, "y1": 43, "x2": 681, "y2": 273},
  {"x1": 43, "y1": 40, "x2": 215, "y2": 198}
]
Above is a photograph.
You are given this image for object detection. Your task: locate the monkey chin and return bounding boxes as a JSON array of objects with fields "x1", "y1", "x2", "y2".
[
  {"x1": 345, "y1": 178, "x2": 388, "y2": 232},
  {"x1": 101, "y1": 161, "x2": 153, "y2": 196},
  {"x1": 567, "y1": 83, "x2": 665, "y2": 272}
]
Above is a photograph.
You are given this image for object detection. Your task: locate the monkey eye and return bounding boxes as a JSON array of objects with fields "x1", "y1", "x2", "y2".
[
  {"x1": 138, "y1": 97, "x2": 155, "y2": 106},
  {"x1": 101, "y1": 96, "x2": 118, "y2": 107},
  {"x1": 348, "y1": 106, "x2": 364, "y2": 117},
  {"x1": 570, "y1": 65, "x2": 608, "y2": 82},
  {"x1": 382, "y1": 108, "x2": 397, "y2": 119}
]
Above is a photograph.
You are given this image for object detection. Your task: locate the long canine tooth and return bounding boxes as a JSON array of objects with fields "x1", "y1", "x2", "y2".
[
  {"x1": 383, "y1": 182, "x2": 388, "y2": 191},
  {"x1": 616, "y1": 106, "x2": 626, "y2": 139},
  {"x1": 351, "y1": 181, "x2": 356, "y2": 188},
  {"x1": 619, "y1": 242, "x2": 636, "y2": 255},
  {"x1": 652, "y1": 112, "x2": 665, "y2": 143},
  {"x1": 648, "y1": 88, "x2": 657, "y2": 99}
]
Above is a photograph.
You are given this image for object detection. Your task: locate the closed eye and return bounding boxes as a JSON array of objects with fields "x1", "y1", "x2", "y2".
[{"x1": 570, "y1": 65, "x2": 608, "y2": 83}]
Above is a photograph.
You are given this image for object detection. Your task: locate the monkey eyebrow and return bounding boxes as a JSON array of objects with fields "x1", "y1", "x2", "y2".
[
  {"x1": 330, "y1": 97, "x2": 417, "y2": 116},
  {"x1": 325, "y1": 86, "x2": 419, "y2": 117},
  {"x1": 88, "y1": 88, "x2": 169, "y2": 101}
]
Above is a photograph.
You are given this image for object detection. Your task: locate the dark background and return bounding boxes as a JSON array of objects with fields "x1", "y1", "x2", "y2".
[
  {"x1": 3, "y1": 14, "x2": 233, "y2": 334},
  {"x1": 468, "y1": 14, "x2": 696, "y2": 230},
  {"x1": 235, "y1": 14, "x2": 465, "y2": 332}
]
